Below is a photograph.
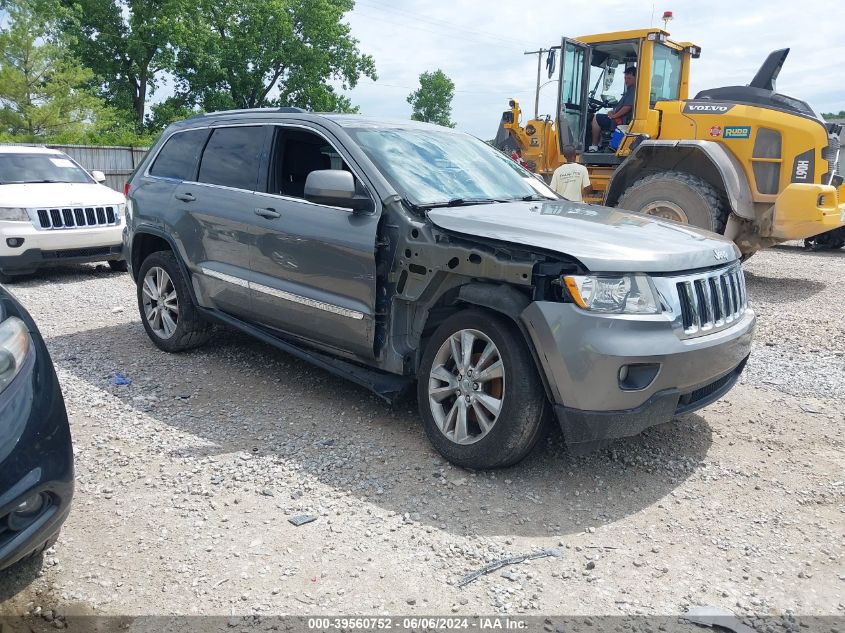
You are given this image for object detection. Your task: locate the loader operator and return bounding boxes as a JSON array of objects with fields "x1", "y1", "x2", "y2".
[{"x1": 588, "y1": 66, "x2": 636, "y2": 152}]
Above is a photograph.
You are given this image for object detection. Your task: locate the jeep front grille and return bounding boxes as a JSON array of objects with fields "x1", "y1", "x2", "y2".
[
  {"x1": 673, "y1": 264, "x2": 747, "y2": 337},
  {"x1": 34, "y1": 206, "x2": 119, "y2": 230}
]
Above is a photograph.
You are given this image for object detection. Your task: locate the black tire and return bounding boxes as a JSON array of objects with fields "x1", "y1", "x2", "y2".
[
  {"x1": 617, "y1": 171, "x2": 728, "y2": 234},
  {"x1": 136, "y1": 250, "x2": 211, "y2": 352},
  {"x1": 416, "y1": 309, "x2": 548, "y2": 469},
  {"x1": 108, "y1": 259, "x2": 128, "y2": 272},
  {"x1": 0, "y1": 270, "x2": 14, "y2": 284}
]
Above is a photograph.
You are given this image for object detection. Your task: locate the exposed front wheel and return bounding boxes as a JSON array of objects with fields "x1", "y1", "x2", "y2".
[
  {"x1": 136, "y1": 251, "x2": 211, "y2": 352},
  {"x1": 617, "y1": 171, "x2": 728, "y2": 234},
  {"x1": 417, "y1": 309, "x2": 547, "y2": 469}
]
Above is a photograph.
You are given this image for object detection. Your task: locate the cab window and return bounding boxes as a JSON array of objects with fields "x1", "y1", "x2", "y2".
[
  {"x1": 651, "y1": 44, "x2": 682, "y2": 105},
  {"x1": 197, "y1": 126, "x2": 268, "y2": 191},
  {"x1": 267, "y1": 128, "x2": 353, "y2": 199}
]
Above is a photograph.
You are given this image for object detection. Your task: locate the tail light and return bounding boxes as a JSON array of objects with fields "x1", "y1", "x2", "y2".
[{"x1": 123, "y1": 182, "x2": 130, "y2": 197}]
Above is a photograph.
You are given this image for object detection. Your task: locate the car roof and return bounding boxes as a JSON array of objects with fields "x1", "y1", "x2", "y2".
[
  {"x1": 0, "y1": 145, "x2": 66, "y2": 155},
  {"x1": 171, "y1": 109, "x2": 455, "y2": 133}
]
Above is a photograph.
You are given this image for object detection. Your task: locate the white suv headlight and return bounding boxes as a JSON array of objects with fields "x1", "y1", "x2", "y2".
[
  {"x1": 564, "y1": 274, "x2": 661, "y2": 314},
  {"x1": 0, "y1": 208, "x2": 30, "y2": 221},
  {"x1": 0, "y1": 317, "x2": 30, "y2": 392}
]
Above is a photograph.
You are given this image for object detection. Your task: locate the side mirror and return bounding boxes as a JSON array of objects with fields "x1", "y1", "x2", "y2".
[
  {"x1": 304, "y1": 170, "x2": 373, "y2": 212},
  {"x1": 91, "y1": 170, "x2": 106, "y2": 183},
  {"x1": 546, "y1": 49, "x2": 557, "y2": 79}
]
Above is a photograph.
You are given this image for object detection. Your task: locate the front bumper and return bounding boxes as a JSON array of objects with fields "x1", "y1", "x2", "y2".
[
  {"x1": 521, "y1": 301, "x2": 755, "y2": 446},
  {"x1": 0, "y1": 292, "x2": 74, "y2": 570},
  {"x1": 0, "y1": 221, "x2": 123, "y2": 273},
  {"x1": 767, "y1": 183, "x2": 845, "y2": 240}
]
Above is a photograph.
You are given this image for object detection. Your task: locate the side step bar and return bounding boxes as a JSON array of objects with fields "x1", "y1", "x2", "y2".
[{"x1": 198, "y1": 308, "x2": 414, "y2": 404}]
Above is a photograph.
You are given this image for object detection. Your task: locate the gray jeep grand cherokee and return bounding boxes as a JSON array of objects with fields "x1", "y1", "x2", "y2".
[{"x1": 124, "y1": 109, "x2": 755, "y2": 469}]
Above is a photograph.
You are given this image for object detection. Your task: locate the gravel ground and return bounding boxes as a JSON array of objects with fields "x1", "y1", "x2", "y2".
[{"x1": 0, "y1": 244, "x2": 842, "y2": 626}]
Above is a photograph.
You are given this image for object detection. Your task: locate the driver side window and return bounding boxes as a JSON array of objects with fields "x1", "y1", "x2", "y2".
[{"x1": 268, "y1": 127, "x2": 353, "y2": 199}]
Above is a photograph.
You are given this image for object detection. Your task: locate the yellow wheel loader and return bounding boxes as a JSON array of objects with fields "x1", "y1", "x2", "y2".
[{"x1": 493, "y1": 28, "x2": 844, "y2": 256}]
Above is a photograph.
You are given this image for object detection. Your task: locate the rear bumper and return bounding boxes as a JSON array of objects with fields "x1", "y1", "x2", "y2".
[
  {"x1": 767, "y1": 183, "x2": 845, "y2": 240},
  {"x1": 521, "y1": 301, "x2": 755, "y2": 446},
  {"x1": 0, "y1": 221, "x2": 123, "y2": 273}
]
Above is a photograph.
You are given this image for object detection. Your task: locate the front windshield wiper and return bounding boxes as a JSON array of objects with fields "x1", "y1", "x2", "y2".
[
  {"x1": 418, "y1": 198, "x2": 506, "y2": 210},
  {"x1": 20, "y1": 179, "x2": 66, "y2": 184}
]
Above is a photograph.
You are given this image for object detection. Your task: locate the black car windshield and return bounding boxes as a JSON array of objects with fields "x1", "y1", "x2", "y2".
[
  {"x1": 346, "y1": 126, "x2": 556, "y2": 207},
  {"x1": 0, "y1": 153, "x2": 92, "y2": 184}
]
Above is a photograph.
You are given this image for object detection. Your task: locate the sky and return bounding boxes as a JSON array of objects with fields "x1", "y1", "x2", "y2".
[
  {"x1": 339, "y1": 0, "x2": 845, "y2": 137},
  {"x1": 2, "y1": 0, "x2": 843, "y2": 135}
]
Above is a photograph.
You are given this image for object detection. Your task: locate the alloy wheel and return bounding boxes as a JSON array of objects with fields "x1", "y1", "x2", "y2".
[
  {"x1": 142, "y1": 266, "x2": 179, "y2": 339},
  {"x1": 428, "y1": 329, "x2": 505, "y2": 445}
]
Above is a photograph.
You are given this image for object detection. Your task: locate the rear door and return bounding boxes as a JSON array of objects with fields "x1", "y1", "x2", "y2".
[
  {"x1": 557, "y1": 38, "x2": 592, "y2": 152},
  {"x1": 249, "y1": 124, "x2": 379, "y2": 359},
  {"x1": 173, "y1": 124, "x2": 271, "y2": 319}
]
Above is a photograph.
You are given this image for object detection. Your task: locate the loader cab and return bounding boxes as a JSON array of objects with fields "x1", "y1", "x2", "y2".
[{"x1": 556, "y1": 29, "x2": 696, "y2": 164}]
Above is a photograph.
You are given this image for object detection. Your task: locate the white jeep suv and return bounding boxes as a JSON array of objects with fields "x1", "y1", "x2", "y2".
[{"x1": 0, "y1": 146, "x2": 126, "y2": 283}]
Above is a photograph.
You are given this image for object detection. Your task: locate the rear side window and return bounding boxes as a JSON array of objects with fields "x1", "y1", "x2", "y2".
[
  {"x1": 198, "y1": 126, "x2": 267, "y2": 191},
  {"x1": 149, "y1": 129, "x2": 210, "y2": 180}
]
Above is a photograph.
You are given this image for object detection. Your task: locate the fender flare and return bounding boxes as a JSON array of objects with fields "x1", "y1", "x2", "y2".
[
  {"x1": 130, "y1": 226, "x2": 200, "y2": 305},
  {"x1": 606, "y1": 140, "x2": 756, "y2": 220}
]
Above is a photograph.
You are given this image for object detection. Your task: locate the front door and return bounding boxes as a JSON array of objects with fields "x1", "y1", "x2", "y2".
[
  {"x1": 175, "y1": 124, "x2": 271, "y2": 319},
  {"x1": 249, "y1": 125, "x2": 379, "y2": 360},
  {"x1": 557, "y1": 37, "x2": 591, "y2": 153}
]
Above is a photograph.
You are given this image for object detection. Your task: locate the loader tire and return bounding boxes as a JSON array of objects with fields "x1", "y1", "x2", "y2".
[{"x1": 617, "y1": 171, "x2": 728, "y2": 235}]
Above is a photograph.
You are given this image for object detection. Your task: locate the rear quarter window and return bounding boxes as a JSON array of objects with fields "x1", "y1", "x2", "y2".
[{"x1": 149, "y1": 128, "x2": 211, "y2": 180}]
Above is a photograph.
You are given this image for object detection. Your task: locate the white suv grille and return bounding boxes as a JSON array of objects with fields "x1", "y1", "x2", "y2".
[{"x1": 33, "y1": 206, "x2": 120, "y2": 230}]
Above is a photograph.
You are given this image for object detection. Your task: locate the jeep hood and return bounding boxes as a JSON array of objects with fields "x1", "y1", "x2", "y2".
[
  {"x1": 427, "y1": 200, "x2": 740, "y2": 272},
  {"x1": 0, "y1": 182, "x2": 125, "y2": 208}
]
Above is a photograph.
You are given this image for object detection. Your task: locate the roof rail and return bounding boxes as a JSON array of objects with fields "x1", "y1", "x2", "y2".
[{"x1": 187, "y1": 106, "x2": 309, "y2": 118}]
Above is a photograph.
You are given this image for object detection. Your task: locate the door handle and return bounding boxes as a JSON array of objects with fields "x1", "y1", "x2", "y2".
[
  {"x1": 175, "y1": 192, "x2": 195, "y2": 202},
  {"x1": 254, "y1": 207, "x2": 281, "y2": 219}
]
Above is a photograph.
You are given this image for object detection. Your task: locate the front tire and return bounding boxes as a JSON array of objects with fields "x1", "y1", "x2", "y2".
[
  {"x1": 417, "y1": 309, "x2": 547, "y2": 469},
  {"x1": 617, "y1": 171, "x2": 728, "y2": 234},
  {"x1": 136, "y1": 250, "x2": 211, "y2": 352}
]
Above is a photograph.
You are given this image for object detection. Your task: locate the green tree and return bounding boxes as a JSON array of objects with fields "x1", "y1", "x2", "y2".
[
  {"x1": 821, "y1": 110, "x2": 845, "y2": 119},
  {"x1": 407, "y1": 69, "x2": 455, "y2": 128},
  {"x1": 0, "y1": 0, "x2": 107, "y2": 139},
  {"x1": 145, "y1": 95, "x2": 198, "y2": 133},
  {"x1": 172, "y1": 0, "x2": 376, "y2": 113},
  {"x1": 59, "y1": 0, "x2": 182, "y2": 129}
]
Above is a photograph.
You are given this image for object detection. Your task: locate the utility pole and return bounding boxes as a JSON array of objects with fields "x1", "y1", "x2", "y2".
[{"x1": 525, "y1": 48, "x2": 547, "y2": 119}]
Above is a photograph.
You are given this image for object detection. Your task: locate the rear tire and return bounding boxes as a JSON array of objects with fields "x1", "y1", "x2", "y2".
[
  {"x1": 137, "y1": 250, "x2": 211, "y2": 353},
  {"x1": 617, "y1": 171, "x2": 728, "y2": 234},
  {"x1": 416, "y1": 309, "x2": 547, "y2": 469},
  {"x1": 108, "y1": 259, "x2": 128, "y2": 272}
]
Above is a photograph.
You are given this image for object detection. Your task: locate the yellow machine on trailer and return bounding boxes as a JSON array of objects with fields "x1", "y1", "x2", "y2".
[{"x1": 494, "y1": 28, "x2": 844, "y2": 256}]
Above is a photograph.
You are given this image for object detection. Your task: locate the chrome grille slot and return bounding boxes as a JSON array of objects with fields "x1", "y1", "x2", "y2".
[
  {"x1": 31, "y1": 205, "x2": 119, "y2": 230},
  {"x1": 672, "y1": 264, "x2": 747, "y2": 337}
]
